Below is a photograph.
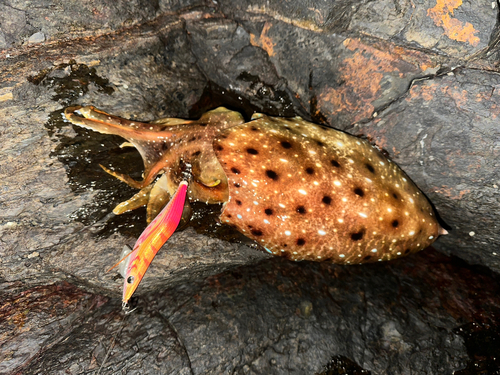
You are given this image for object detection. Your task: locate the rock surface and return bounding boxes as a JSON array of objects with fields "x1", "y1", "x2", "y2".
[
  {"x1": 1, "y1": 0, "x2": 500, "y2": 373},
  {"x1": 3, "y1": 250, "x2": 500, "y2": 374}
]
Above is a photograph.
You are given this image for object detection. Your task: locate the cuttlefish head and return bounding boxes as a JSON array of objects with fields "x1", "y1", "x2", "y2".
[{"x1": 64, "y1": 106, "x2": 244, "y2": 222}]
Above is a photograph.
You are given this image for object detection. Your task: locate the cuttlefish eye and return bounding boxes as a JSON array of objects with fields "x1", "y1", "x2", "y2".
[{"x1": 127, "y1": 275, "x2": 135, "y2": 284}]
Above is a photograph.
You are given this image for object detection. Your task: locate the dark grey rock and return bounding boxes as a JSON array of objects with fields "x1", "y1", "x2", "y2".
[
  {"x1": 351, "y1": 68, "x2": 500, "y2": 273},
  {"x1": 6, "y1": 250, "x2": 500, "y2": 374}
]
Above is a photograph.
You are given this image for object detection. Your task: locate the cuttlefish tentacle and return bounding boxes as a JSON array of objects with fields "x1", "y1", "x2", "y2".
[
  {"x1": 99, "y1": 163, "x2": 147, "y2": 189},
  {"x1": 113, "y1": 184, "x2": 153, "y2": 215},
  {"x1": 65, "y1": 106, "x2": 175, "y2": 189},
  {"x1": 64, "y1": 106, "x2": 245, "y2": 209}
]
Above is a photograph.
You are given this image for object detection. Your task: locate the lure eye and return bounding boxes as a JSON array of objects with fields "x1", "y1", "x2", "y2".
[{"x1": 127, "y1": 275, "x2": 135, "y2": 284}]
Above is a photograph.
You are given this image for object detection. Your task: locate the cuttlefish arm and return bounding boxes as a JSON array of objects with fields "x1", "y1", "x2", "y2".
[
  {"x1": 64, "y1": 106, "x2": 191, "y2": 189},
  {"x1": 113, "y1": 184, "x2": 153, "y2": 215},
  {"x1": 116, "y1": 180, "x2": 188, "y2": 307}
]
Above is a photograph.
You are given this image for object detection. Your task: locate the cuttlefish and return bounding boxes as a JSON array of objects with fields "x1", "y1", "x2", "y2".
[{"x1": 65, "y1": 106, "x2": 446, "y2": 304}]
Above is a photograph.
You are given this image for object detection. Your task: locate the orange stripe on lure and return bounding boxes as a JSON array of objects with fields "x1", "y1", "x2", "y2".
[{"x1": 117, "y1": 180, "x2": 188, "y2": 307}]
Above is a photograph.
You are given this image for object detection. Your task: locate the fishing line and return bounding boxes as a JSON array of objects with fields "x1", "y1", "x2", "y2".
[{"x1": 96, "y1": 307, "x2": 132, "y2": 375}]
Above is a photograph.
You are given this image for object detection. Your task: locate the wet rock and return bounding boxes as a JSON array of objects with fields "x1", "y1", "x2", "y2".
[
  {"x1": 350, "y1": 0, "x2": 496, "y2": 58},
  {"x1": 0, "y1": 281, "x2": 107, "y2": 374},
  {"x1": 352, "y1": 68, "x2": 500, "y2": 272},
  {"x1": 4, "y1": 249, "x2": 500, "y2": 374}
]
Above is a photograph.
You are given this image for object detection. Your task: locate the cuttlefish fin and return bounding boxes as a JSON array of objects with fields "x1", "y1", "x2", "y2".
[{"x1": 121, "y1": 181, "x2": 189, "y2": 305}]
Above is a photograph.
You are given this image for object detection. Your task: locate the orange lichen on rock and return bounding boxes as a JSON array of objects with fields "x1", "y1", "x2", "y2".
[
  {"x1": 427, "y1": 0, "x2": 480, "y2": 46},
  {"x1": 318, "y1": 38, "x2": 432, "y2": 123},
  {"x1": 444, "y1": 86, "x2": 468, "y2": 109},
  {"x1": 250, "y1": 22, "x2": 276, "y2": 57},
  {"x1": 434, "y1": 185, "x2": 470, "y2": 200},
  {"x1": 408, "y1": 82, "x2": 439, "y2": 102}
]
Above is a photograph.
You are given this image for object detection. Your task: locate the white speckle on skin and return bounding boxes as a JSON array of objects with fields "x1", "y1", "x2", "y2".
[
  {"x1": 318, "y1": 230, "x2": 326, "y2": 235},
  {"x1": 371, "y1": 249, "x2": 377, "y2": 253},
  {"x1": 387, "y1": 208, "x2": 392, "y2": 212},
  {"x1": 359, "y1": 213, "x2": 367, "y2": 218},
  {"x1": 237, "y1": 214, "x2": 242, "y2": 219},
  {"x1": 409, "y1": 231, "x2": 415, "y2": 236},
  {"x1": 469, "y1": 231, "x2": 475, "y2": 237},
  {"x1": 334, "y1": 181, "x2": 341, "y2": 186},
  {"x1": 298, "y1": 189, "x2": 307, "y2": 195},
  {"x1": 429, "y1": 236, "x2": 434, "y2": 240},
  {"x1": 339, "y1": 254, "x2": 345, "y2": 258},
  {"x1": 253, "y1": 201, "x2": 258, "y2": 205},
  {"x1": 338, "y1": 218, "x2": 344, "y2": 223},
  {"x1": 264, "y1": 219, "x2": 270, "y2": 224},
  {"x1": 279, "y1": 203, "x2": 286, "y2": 208},
  {"x1": 285, "y1": 231, "x2": 291, "y2": 236}
]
